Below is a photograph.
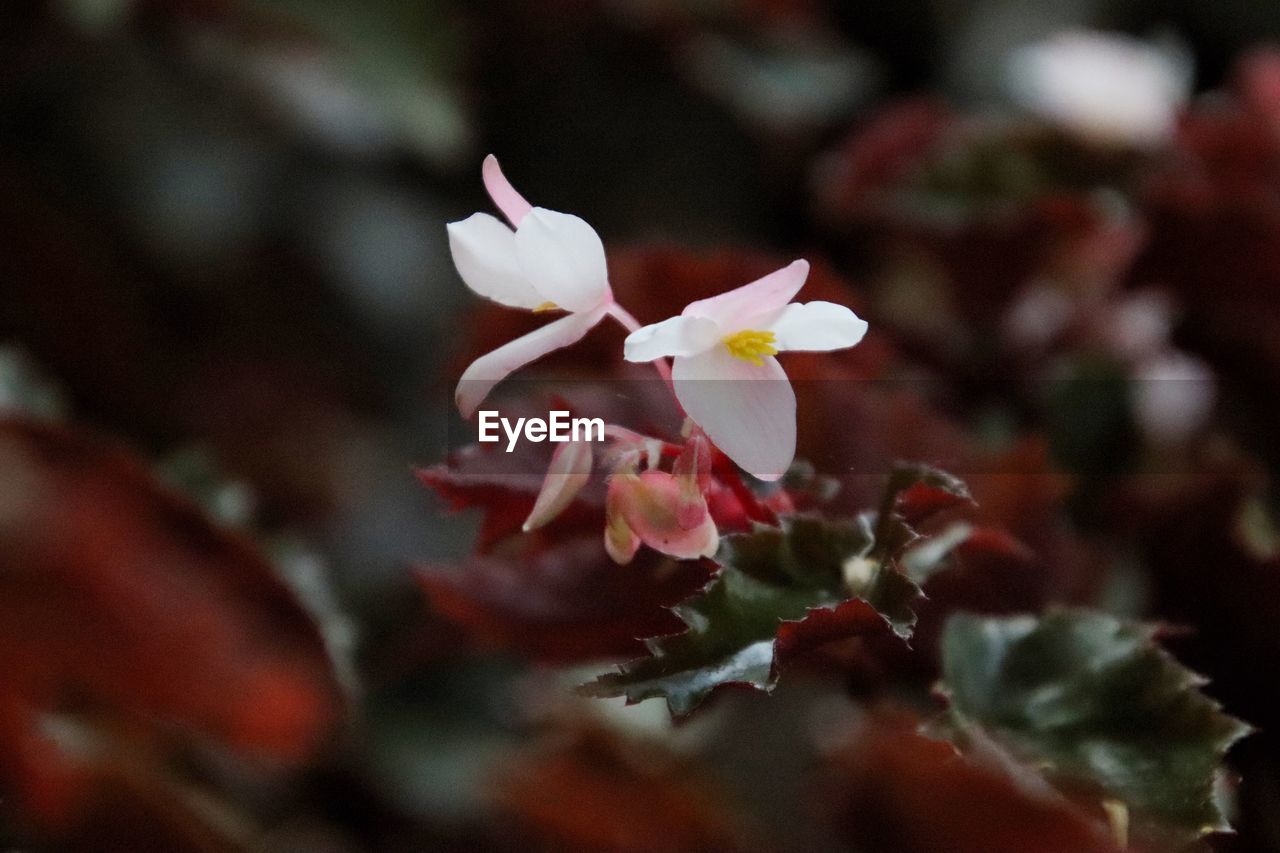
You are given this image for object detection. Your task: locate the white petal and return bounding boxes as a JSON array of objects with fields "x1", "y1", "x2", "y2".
[
  {"x1": 683, "y1": 260, "x2": 809, "y2": 329},
  {"x1": 623, "y1": 315, "x2": 721, "y2": 362},
  {"x1": 522, "y1": 439, "x2": 593, "y2": 531},
  {"x1": 1007, "y1": 31, "x2": 1191, "y2": 147},
  {"x1": 455, "y1": 305, "x2": 608, "y2": 417},
  {"x1": 447, "y1": 213, "x2": 544, "y2": 309},
  {"x1": 482, "y1": 154, "x2": 533, "y2": 227},
  {"x1": 515, "y1": 208, "x2": 611, "y2": 313},
  {"x1": 672, "y1": 348, "x2": 796, "y2": 481},
  {"x1": 763, "y1": 301, "x2": 868, "y2": 352}
]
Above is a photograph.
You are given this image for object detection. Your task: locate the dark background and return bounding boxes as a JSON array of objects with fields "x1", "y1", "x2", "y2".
[{"x1": 4, "y1": 1, "x2": 1280, "y2": 851}]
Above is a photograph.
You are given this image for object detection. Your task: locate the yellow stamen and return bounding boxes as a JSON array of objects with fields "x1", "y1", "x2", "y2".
[
  {"x1": 533, "y1": 301, "x2": 560, "y2": 313},
  {"x1": 722, "y1": 329, "x2": 778, "y2": 366}
]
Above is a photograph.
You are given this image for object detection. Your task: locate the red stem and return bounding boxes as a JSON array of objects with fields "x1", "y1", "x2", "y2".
[
  {"x1": 605, "y1": 302, "x2": 675, "y2": 387},
  {"x1": 712, "y1": 449, "x2": 777, "y2": 526}
]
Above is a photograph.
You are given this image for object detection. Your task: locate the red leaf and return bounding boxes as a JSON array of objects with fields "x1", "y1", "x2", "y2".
[
  {"x1": 417, "y1": 537, "x2": 712, "y2": 663},
  {"x1": 418, "y1": 439, "x2": 606, "y2": 553},
  {"x1": 822, "y1": 713, "x2": 1121, "y2": 853},
  {"x1": 774, "y1": 598, "x2": 890, "y2": 661},
  {"x1": 814, "y1": 98, "x2": 956, "y2": 222},
  {"x1": 896, "y1": 481, "x2": 972, "y2": 527},
  {"x1": 492, "y1": 727, "x2": 751, "y2": 852},
  {"x1": 0, "y1": 418, "x2": 341, "y2": 828}
]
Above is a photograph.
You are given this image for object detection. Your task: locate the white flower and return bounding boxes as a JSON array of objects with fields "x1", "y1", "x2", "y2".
[
  {"x1": 1008, "y1": 31, "x2": 1191, "y2": 148},
  {"x1": 447, "y1": 155, "x2": 613, "y2": 417},
  {"x1": 622, "y1": 260, "x2": 868, "y2": 480},
  {"x1": 1132, "y1": 350, "x2": 1215, "y2": 446}
]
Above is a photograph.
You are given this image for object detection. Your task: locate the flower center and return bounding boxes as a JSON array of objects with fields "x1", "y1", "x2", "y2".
[
  {"x1": 721, "y1": 329, "x2": 778, "y2": 366},
  {"x1": 533, "y1": 301, "x2": 560, "y2": 313}
]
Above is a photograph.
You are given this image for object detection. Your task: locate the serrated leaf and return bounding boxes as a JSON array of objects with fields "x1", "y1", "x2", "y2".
[
  {"x1": 582, "y1": 465, "x2": 980, "y2": 717},
  {"x1": 881, "y1": 461, "x2": 974, "y2": 530},
  {"x1": 938, "y1": 609, "x2": 1252, "y2": 845},
  {"x1": 581, "y1": 515, "x2": 925, "y2": 716},
  {"x1": 417, "y1": 537, "x2": 709, "y2": 664}
]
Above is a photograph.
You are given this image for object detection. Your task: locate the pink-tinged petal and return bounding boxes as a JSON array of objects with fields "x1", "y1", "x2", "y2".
[
  {"x1": 609, "y1": 471, "x2": 719, "y2": 561},
  {"x1": 623, "y1": 315, "x2": 721, "y2": 362},
  {"x1": 672, "y1": 348, "x2": 796, "y2": 481},
  {"x1": 762, "y1": 301, "x2": 869, "y2": 352},
  {"x1": 682, "y1": 260, "x2": 809, "y2": 329},
  {"x1": 482, "y1": 154, "x2": 534, "y2": 227},
  {"x1": 455, "y1": 304, "x2": 608, "y2": 417},
  {"x1": 652, "y1": 511, "x2": 718, "y2": 560},
  {"x1": 515, "y1": 208, "x2": 612, "y2": 313},
  {"x1": 522, "y1": 439, "x2": 594, "y2": 532},
  {"x1": 447, "y1": 213, "x2": 544, "y2": 309}
]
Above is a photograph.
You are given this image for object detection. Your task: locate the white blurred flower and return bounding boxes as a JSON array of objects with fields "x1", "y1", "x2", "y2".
[
  {"x1": 1132, "y1": 350, "x2": 1215, "y2": 446},
  {"x1": 1007, "y1": 31, "x2": 1191, "y2": 148},
  {"x1": 1003, "y1": 282, "x2": 1074, "y2": 350},
  {"x1": 1105, "y1": 290, "x2": 1174, "y2": 361}
]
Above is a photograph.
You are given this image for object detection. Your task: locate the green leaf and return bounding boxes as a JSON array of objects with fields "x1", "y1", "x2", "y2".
[
  {"x1": 579, "y1": 566, "x2": 828, "y2": 716},
  {"x1": 580, "y1": 515, "x2": 920, "y2": 716},
  {"x1": 582, "y1": 464, "x2": 980, "y2": 716},
  {"x1": 938, "y1": 609, "x2": 1252, "y2": 845}
]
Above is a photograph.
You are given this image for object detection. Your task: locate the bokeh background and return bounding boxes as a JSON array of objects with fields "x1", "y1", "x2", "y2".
[{"x1": 5, "y1": 1, "x2": 1280, "y2": 850}]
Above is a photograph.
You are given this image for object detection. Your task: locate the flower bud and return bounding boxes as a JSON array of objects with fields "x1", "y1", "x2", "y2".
[{"x1": 604, "y1": 469, "x2": 718, "y2": 564}]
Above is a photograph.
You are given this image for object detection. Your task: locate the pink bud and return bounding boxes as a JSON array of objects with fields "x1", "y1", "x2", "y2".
[{"x1": 604, "y1": 470, "x2": 718, "y2": 563}]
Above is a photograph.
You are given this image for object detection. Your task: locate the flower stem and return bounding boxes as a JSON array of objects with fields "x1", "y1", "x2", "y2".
[
  {"x1": 711, "y1": 447, "x2": 777, "y2": 525},
  {"x1": 606, "y1": 303, "x2": 674, "y2": 385}
]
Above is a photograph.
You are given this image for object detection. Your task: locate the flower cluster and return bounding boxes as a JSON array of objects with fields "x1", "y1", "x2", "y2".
[{"x1": 447, "y1": 155, "x2": 867, "y2": 561}]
